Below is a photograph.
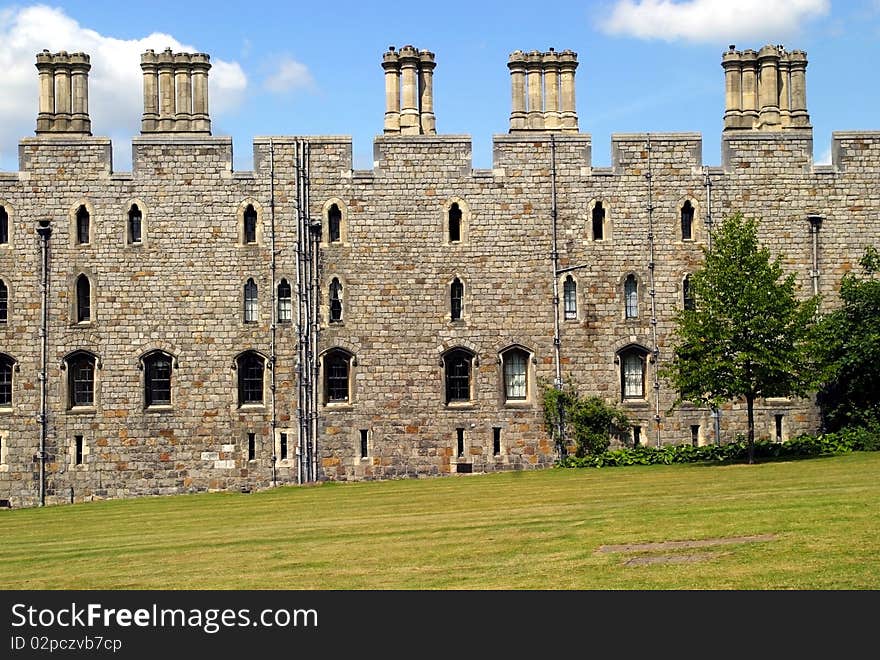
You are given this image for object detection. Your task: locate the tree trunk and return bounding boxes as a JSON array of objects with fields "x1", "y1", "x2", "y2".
[{"x1": 746, "y1": 393, "x2": 755, "y2": 465}]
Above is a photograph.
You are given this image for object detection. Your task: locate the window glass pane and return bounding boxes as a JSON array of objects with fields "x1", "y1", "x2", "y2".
[
  {"x1": 129, "y1": 205, "x2": 142, "y2": 244},
  {"x1": 328, "y1": 204, "x2": 341, "y2": 243},
  {"x1": 244, "y1": 205, "x2": 257, "y2": 243},
  {"x1": 681, "y1": 202, "x2": 694, "y2": 240},
  {"x1": 76, "y1": 276, "x2": 90, "y2": 322},
  {"x1": 623, "y1": 353, "x2": 643, "y2": 398},
  {"x1": 450, "y1": 279, "x2": 463, "y2": 320},
  {"x1": 239, "y1": 354, "x2": 264, "y2": 404},
  {"x1": 329, "y1": 279, "x2": 342, "y2": 322},
  {"x1": 0, "y1": 357, "x2": 12, "y2": 406},
  {"x1": 70, "y1": 355, "x2": 94, "y2": 407},
  {"x1": 625, "y1": 276, "x2": 638, "y2": 318},
  {"x1": 278, "y1": 279, "x2": 292, "y2": 322},
  {"x1": 445, "y1": 350, "x2": 471, "y2": 402},
  {"x1": 504, "y1": 351, "x2": 527, "y2": 400},
  {"x1": 0, "y1": 281, "x2": 7, "y2": 323},
  {"x1": 76, "y1": 206, "x2": 89, "y2": 244},
  {"x1": 326, "y1": 353, "x2": 349, "y2": 401},
  {"x1": 146, "y1": 354, "x2": 171, "y2": 406},
  {"x1": 0, "y1": 206, "x2": 8, "y2": 244},
  {"x1": 563, "y1": 277, "x2": 577, "y2": 320},
  {"x1": 244, "y1": 280, "x2": 258, "y2": 322},
  {"x1": 449, "y1": 203, "x2": 462, "y2": 242}
]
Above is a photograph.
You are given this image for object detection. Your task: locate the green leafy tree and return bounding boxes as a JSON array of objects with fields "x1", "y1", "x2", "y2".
[
  {"x1": 542, "y1": 383, "x2": 630, "y2": 458},
  {"x1": 813, "y1": 246, "x2": 880, "y2": 432},
  {"x1": 661, "y1": 212, "x2": 820, "y2": 464}
]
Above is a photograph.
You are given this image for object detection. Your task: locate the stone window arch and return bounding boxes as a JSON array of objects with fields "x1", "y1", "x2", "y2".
[
  {"x1": 69, "y1": 200, "x2": 95, "y2": 247},
  {"x1": 443, "y1": 347, "x2": 475, "y2": 404},
  {"x1": 322, "y1": 348, "x2": 355, "y2": 404},
  {"x1": 589, "y1": 199, "x2": 610, "y2": 241},
  {"x1": 443, "y1": 198, "x2": 469, "y2": 244},
  {"x1": 235, "y1": 351, "x2": 266, "y2": 406},
  {"x1": 322, "y1": 198, "x2": 348, "y2": 245},
  {"x1": 64, "y1": 350, "x2": 99, "y2": 410},
  {"x1": 141, "y1": 350, "x2": 175, "y2": 408},
  {"x1": 237, "y1": 200, "x2": 264, "y2": 246},
  {"x1": 617, "y1": 344, "x2": 650, "y2": 400},
  {"x1": 500, "y1": 345, "x2": 533, "y2": 404}
]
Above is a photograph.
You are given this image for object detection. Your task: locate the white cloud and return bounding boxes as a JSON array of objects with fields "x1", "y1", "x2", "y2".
[
  {"x1": 598, "y1": 0, "x2": 831, "y2": 43},
  {"x1": 0, "y1": 5, "x2": 247, "y2": 170},
  {"x1": 264, "y1": 57, "x2": 314, "y2": 93}
]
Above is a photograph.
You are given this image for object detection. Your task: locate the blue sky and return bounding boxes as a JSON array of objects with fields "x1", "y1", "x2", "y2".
[{"x1": 0, "y1": 0, "x2": 878, "y2": 172}]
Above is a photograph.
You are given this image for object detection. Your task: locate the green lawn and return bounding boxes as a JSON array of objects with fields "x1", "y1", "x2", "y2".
[{"x1": 2, "y1": 452, "x2": 878, "y2": 589}]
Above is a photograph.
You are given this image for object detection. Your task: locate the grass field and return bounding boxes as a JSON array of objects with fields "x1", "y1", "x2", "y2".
[{"x1": 1, "y1": 452, "x2": 878, "y2": 589}]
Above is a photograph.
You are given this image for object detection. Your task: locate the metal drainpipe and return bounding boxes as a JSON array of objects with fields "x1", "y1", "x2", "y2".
[
  {"x1": 269, "y1": 138, "x2": 277, "y2": 487},
  {"x1": 645, "y1": 135, "x2": 661, "y2": 447},
  {"x1": 549, "y1": 135, "x2": 566, "y2": 459},
  {"x1": 37, "y1": 219, "x2": 52, "y2": 507}
]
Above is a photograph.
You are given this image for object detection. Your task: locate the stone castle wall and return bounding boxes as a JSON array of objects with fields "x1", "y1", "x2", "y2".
[{"x1": 1, "y1": 46, "x2": 878, "y2": 508}]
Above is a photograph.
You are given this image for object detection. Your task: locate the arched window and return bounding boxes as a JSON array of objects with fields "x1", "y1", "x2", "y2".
[
  {"x1": 681, "y1": 201, "x2": 694, "y2": 241},
  {"x1": 450, "y1": 278, "x2": 463, "y2": 321},
  {"x1": 624, "y1": 274, "x2": 638, "y2": 319},
  {"x1": 143, "y1": 351, "x2": 173, "y2": 407},
  {"x1": 75, "y1": 205, "x2": 90, "y2": 245},
  {"x1": 66, "y1": 351, "x2": 96, "y2": 408},
  {"x1": 502, "y1": 347, "x2": 529, "y2": 401},
  {"x1": 444, "y1": 348, "x2": 473, "y2": 404},
  {"x1": 328, "y1": 204, "x2": 342, "y2": 244},
  {"x1": 619, "y1": 346, "x2": 648, "y2": 400},
  {"x1": 563, "y1": 275, "x2": 577, "y2": 320},
  {"x1": 243, "y1": 204, "x2": 257, "y2": 244},
  {"x1": 244, "y1": 278, "x2": 258, "y2": 323},
  {"x1": 75, "y1": 274, "x2": 91, "y2": 323},
  {"x1": 0, "y1": 206, "x2": 8, "y2": 245},
  {"x1": 277, "y1": 278, "x2": 292, "y2": 323},
  {"x1": 324, "y1": 349, "x2": 352, "y2": 403},
  {"x1": 0, "y1": 279, "x2": 7, "y2": 323},
  {"x1": 0, "y1": 354, "x2": 13, "y2": 407},
  {"x1": 592, "y1": 202, "x2": 605, "y2": 240},
  {"x1": 237, "y1": 352, "x2": 265, "y2": 406},
  {"x1": 448, "y1": 203, "x2": 462, "y2": 243},
  {"x1": 128, "y1": 204, "x2": 142, "y2": 244},
  {"x1": 329, "y1": 278, "x2": 343, "y2": 323},
  {"x1": 683, "y1": 275, "x2": 695, "y2": 311}
]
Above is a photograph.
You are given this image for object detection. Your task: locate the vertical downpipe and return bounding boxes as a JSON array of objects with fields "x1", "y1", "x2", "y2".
[
  {"x1": 306, "y1": 141, "x2": 320, "y2": 483},
  {"x1": 549, "y1": 135, "x2": 566, "y2": 459},
  {"x1": 645, "y1": 136, "x2": 662, "y2": 447},
  {"x1": 269, "y1": 139, "x2": 278, "y2": 486},
  {"x1": 37, "y1": 219, "x2": 52, "y2": 507},
  {"x1": 294, "y1": 140, "x2": 305, "y2": 485}
]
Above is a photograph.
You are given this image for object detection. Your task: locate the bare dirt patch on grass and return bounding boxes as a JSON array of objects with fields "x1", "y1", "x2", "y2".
[
  {"x1": 598, "y1": 534, "x2": 778, "y2": 565},
  {"x1": 598, "y1": 533, "x2": 777, "y2": 554}
]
